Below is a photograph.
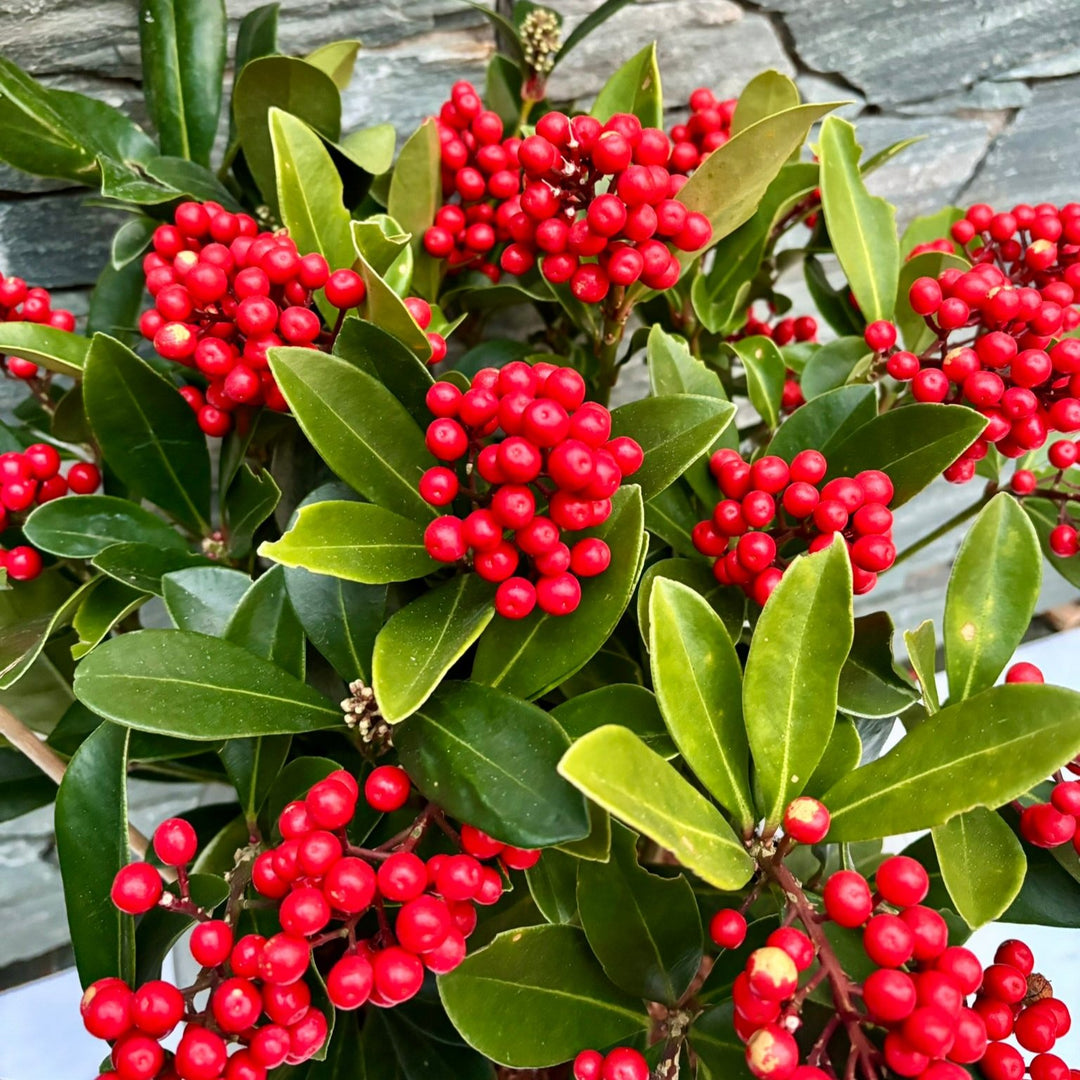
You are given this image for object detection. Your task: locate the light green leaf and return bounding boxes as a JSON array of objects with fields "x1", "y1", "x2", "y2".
[
  {"x1": 340, "y1": 124, "x2": 396, "y2": 176},
  {"x1": 70, "y1": 579, "x2": 146, "y2": 661},
  {"x1": 731, "y1": 70, "x2": 800, "y2": 135},
  {"x1": 724, "y1": 336, "x2": 785, "y2": 429},
  {"x1": 591, "y1": 42, "x2": 662, "y2": 129},
  {"x1": 304, "y1": 40, "x2": 361, "y2": 90},
  {"x1": 24, "y1": 496, "x2": 185, "y2": 559},
  {"x1": 0, "y1": 323, "x2": 90, "y2": 378},
  {"x1": 387, "y1": 120, "x2": 442, "y2": 301},
  {"x1": 904, "y1": 619, "x2": 940, "y2": 714},
  {"x1": 798, "y1": 337, "x2": 873, "y2": 400},
  {"x1": 900, "y1": 207, "x2": 964, "y2": 259}
]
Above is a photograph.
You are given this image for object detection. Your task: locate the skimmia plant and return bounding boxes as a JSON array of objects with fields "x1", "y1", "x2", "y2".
[{"x1": 0, "y1": 1, "x2": 1080, "y2": 1079}]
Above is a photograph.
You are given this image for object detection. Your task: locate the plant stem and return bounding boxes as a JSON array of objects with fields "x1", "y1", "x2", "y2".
[
  {"x1": 891, "y1": 493, "x2": 991, "y2": 568},
  {"x1": 594, "y1": 287, "x2": 630, "y2": 405}
]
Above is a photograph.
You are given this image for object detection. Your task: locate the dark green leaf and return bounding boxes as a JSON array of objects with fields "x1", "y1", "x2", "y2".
[
  {"x1": 0, "y1": 322, "x2": 90, "y2": 377},
  {"x1": 692, "y1": 1002, "x2": 754, "y2": 1080},
  {"x1": 373, "y1": 575, "x2": 495, "y2": 723},
  {"x1": 332, "y1": 318, "x2": 434, "y2": 423},
  {"x1": 71, "y1": 578, "x2": 146, "y2": 660},
  {"x1": 236, "y1": 4, "x2": 279, "y2": 73},
  {"x1": 649, "y1": 578, "x2": 754, "y2": 827},
  {"x1": 943, "y1": 493, "x2": 1041, "y2": 702},
  {"x1": 823, "y1": 684, "x2": 1080, "y2": 841},
  {"x1": 395, "y1": 681, "x2": 590, "y2": 848},
  {"x1": 143, "y1": 155, "x2": 241, "y2": 207},
  {"x1": 370, "y1": 1002, "x2": 494, "y2": 1080},
  {"x1": 438, "y1": 925, "x2": 649, "y2": 1068},
  {"x1": 839, "y1": 612, "x2": 918, "y2": 719},
  {"x1": 0, "y1": 574, "x2": 90, "y2": 690},
  {"x1": 0, "y1": 747, "x2": 55, "y2": 824},
  {"x1": 224, "y1": 565, "x2": 304, "y2": 677},
  {"x1": 268, "y1": 348, "x2": 434, "y2": 522},
  {"x1": 804, "y1": 254, "x2": 863, "y2": 337},
  {"x1": 224, "y1": 464, "x2": 280, "y2": 558},
  {"x1": 577, "y1": 824, "x2": 703, "y2": 1004},
  {"x1": 805, "y1": 717, "x2": 862, "y2": 796},
  {"x1": 825, "y1": 404, "x2": 987, "y2": 507},
  {"x1": 83, "y1": 334, "x2": 211, "y2": 533},
  {"x1": 644, "y1": 482, "x2": 701, "y2": 557},
  {"x1": 559, "y1": 725, "x2": 755, "y2": 890},
  {"x1": 74, "y1": 629, "x2": 341, "y2": 739},
  {"x1": 55, "y1": 722, "x2": 133, "y2": 987},
  {"x1": 768, "y1": 384, "x2": 878, "y2": 462},
  {"x1": 591, "y1": 43, "x2": 662, "y2": 129},
  {"x1": 744, "y1": 541, "x2": 853, "y2": 825},
  {"x1": 24, "y1": 495, "x2": 186, "y2": 558},
  {"x1": 798, "y1": 337, "x2": 873, "y2": 400},
  {"x1": 1024, "y1": 497, "x2": 1080, "y2": 589},
  {"x1": 472, "y1": 485, "x2": 645, "y2": 699},
  {"x1": 526, "y1": 849, "x2": 581, "y2": 925},
  {"x1": 93, "y1": 543, "x2": 211, "y2": 596},
  {"x1": 551, "y1": 684, "x2": 675, "y2": 759},
  {"x1": 163, "y1": 566, "x2": 251, "y2": 635}
]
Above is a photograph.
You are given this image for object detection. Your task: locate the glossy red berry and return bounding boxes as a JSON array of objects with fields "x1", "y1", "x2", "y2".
[
  {"x1": 823, "y1": 870, "x2": 873, "y2": 927},
  {"x1": 152, "y1": 817, "x2": 197, "y2": 867},
  {"x1": 709, "y1": 908, "x2": 747, "y2": 949},
  {"x1": 364, "y1": 765, "x2": 411, "y2": 812},
  {"x1": 782, "y1": 797, "x2": 831, "y2": 844},
  {"x1": 110, "y1": 863, "x2": 163, "y2": 914}
]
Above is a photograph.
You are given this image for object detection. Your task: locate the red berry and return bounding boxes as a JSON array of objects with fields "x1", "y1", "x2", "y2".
[
  {"x1": 782, "y1": 797, "x2": 831, "y2": 844},
  {"x1": 863, "y1": 913, "x2": 915, "y2": 967},
  {"x1": 863, "y1": 968, "x2": 917, "y2": 1023},
  {"x1": 1005, "y1": 661, "x2": 1043, "y2": 683},
  {"x1": 110, "y1": 863, "x2": 163, "y2": 914},
  {"x1": 746, "y1": 1025, "x2": 799, "y2": 1080},
  {"x1": 81, "y1": 978, "x2": 134, "y2": 1040},
  {"x1": 709, "y1": 908, "x2": 747, "y2": 949},
  {"x1": 130, "y1": 979, "x2": 184, "y2": 1038},
  {"x1": 875, "y1": 854, "x2": 929, "y2": 906},
  {"x1": 823, "y1": 870, "x2": 873, "y2": 927},
  {"x1": 325, "y1": 269, "x2": 366, "y2": 309},
  {"x1": 766, "y1": 927, "x2": 815, "y2": 972},
  {"x1": 365, "y1": 765, "x2": 411, "y2": 812},
  {"x1": 176, "y1": 1025, "x2": 228, "y2": 1080},
  {"x1": 746, "y1": 946, "x2": 799, "y2": 1001},
  {"x1": 865, "y1": 320, "x2": 897, "y2": 352},
  {"x1": 190, "y1": 919, "x2": 233, "y2": 968},
  {"x1": 377, "y1": 852, "x2": 429, "y2": 903}
]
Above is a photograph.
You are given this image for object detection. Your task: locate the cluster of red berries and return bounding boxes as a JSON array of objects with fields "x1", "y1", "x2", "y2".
[
  {"x1": 0, "y1": 446, "x2": 100, "y2": 582},
  {"x1": 572, "y1": 1046, "x2": 650, "y2": 1080},
  {"x1": 90, "y1": 764, "x2": 541, "y2": 1079},
  {"x1": 422, "y1": 81, "x2": 521, "y2": 279},
  {"x1": 731, "y1": 306, "x2": 820, "y2": 411},
  {"x1": 498, "y1": 111, "x2": 712, "y2": 301},
  {"x1": 667, "y1": 87, "x2": 736, "y2": 175},
  {"x1": 876, "y1": 202, "x2": 1080, "y2": 483},
  {"x1": 420, "y1": 360, "x2": 642, "y2": 619},
  {"x1": 0, "y1": 274, "x2": 76, "y2": 382},
  {"x1": 691, "y1": 448, "x2": 897, "y2": 603},
  {"x1": 972, "y1": 940, "x2": 1075, "y2": 1080},
  {"x1": 1009, "y1": 442, "x2": 1080, "y2": 559}
]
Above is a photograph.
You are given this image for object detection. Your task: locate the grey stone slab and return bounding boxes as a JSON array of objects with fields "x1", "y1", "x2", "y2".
[
  {"x1": 961, "y1": 77, "x2": 1080, "y2": 210},
  {"x1": 796, "y1": 72, "x2": 864, "y2": 121},
  {"x1": 759, "y1": 0, "x2": 1080, "y2": 108},
  {"x1": 893, "y1": 80, "x2": 1033, "y2": 117}
]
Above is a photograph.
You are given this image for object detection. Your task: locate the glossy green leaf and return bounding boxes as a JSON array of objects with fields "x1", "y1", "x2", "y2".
[
  {"x1": 644, "y1": 482, "x2": 701, "y2": 557},
  {"x1": 142, "y1": 155, "x2": 240, "y2": 207},
  {"x1": 1024, "y1": 497, "x2": 1080, "y2": 590},
  {"x1": 368, "y1": 1000, "x2": 492, "y2": 1080},
  {"x1": 559, "y1": 725, "x2": 755, "y2": 890},
  {"x1": 932, "y1": 807, "x2": 1026, "y2": 928},
  {"x1": 636, "y1": 557, "x2": 745, "y2": 646},
  {"x1": 798, "y1": 337, "x2": 873, "y2": 400},
  {"x1": 725, "y1": 336, "x2": 786, "y2": 429},
  {"x1": 692, "y1": 1003, "x2": 754, "y2": 1080},
  {"x1": 353, "y1": 245, "x2": 432, "y2": 359},
  {"x1": 897, "y1": 250, "x2": 969, "y2": 354},
  {"x1": 83, "y1": 335, "x2": 211, "y2": 533},
  {"x1": 93, "y1": 543, "x2": 211, "y2": 596},
  {"x1": 112, "y1": 218, "x2": 154, "y2": 270},
  {"x1": 823, "y1": 684, "x2": 1080, "y2": 841},
  {"x1": 805, "y1": 717, "x2": 862, "y2": 796},
  {"x1": 551, "y1": 684, "x2": 675, "y2": 759},
  {"x1": 139, "y1": 0, "x2": 225, "y2": 165},
  {"x1": 0, "y1": 323, "x2": 90, "y2": 377},
  {"x1": 332, "y1": 318, "x2": 434, "y2": 423},
  {"x1": 224, "y1": 565, "x2": 304, "y2": 677},
  {"x1": 577, "y1": 824, "x2": 703, "y2": 1004},
  {"x1": 609, "y1": 396, "x2": 735, "y2": 500},
  {"x1": 526, "y1": 849, "x2": 580, "y2": 925},
  {"x1": 24, "y1": 496, "x2": 186, "y2": 559},
  {"x1": 71, "y1": 578, "x2": 146, "y2": 660},
  {"x1": 438, "y1": 925, "x2": 649, "y2": 1068},
  {"x1": 591, "y1": 42, "x2": 662, "y2": 128},
  {"x1": 395, "y1": 681, "x2": 589, "y2": 848},
  {"x1": 373, "y1": 575, "x2": 496, "y2": 723},
  {"x1": 818, "y1": 116, "x2": 899, "y2": 322},
  {"x1": 387, "y1": 119, "x2": 442, "y2": 300},
  {"x1": 74, "y1": 629, "x2": 340, "y2": 739},
  {"x1": 268, "y1": 348, "x2": 434, "y2": 522},
  {"x1": 340, "y1": 124, "x2": 396, "y2": 176},
  {"x1": 55, "y1": 722, "x2": 132, "y2": 987},
  {"x1": 649, "y1": 578, "x2": 754, "y2": 827},
  {"x1": 904, "y1": 619, "x2": 940, "y2": 714},
  {"x1": 731, "y1": 70, "x2": 800, "y2": 135},
  {"x1": 261, "y1": 500, "x2": 436, "y2": 584},
  {"x1": 472, "y1": 486, "x2": 645, "y2": 700},
  {"x1": 232, "y1": 56, "x2": 341, "y2": 208},
  {"x1": 648, "y1": 325, "x2": 724, "y2": 398},
  {"x1": 0, "y1": 574, "x2": 90, "y2": 690},
  {"x1": 804, "y1": 254, "x2": 863, "y2": 338},
  {"x1": 223, "y1": 464, "x2": 279, "y2": 559},
  {"x1": 0, "y1": 748, "x2": 56, "y2": 824},
  {"x1": 305, "y1": 40, "x2": 361, "y2": 90},
  {"x1": 235, "y1": 4, "x2": 279, "y2": 74},
  {"x1": 944, "y1": 493, "x2": 1041, "y2": 702},
  {"x1": 825, "y1": 403, "x2": 986, "y2": 507},
  {"x1": 163, "y1": 566, "x2": 250, "y2": 635},
  {"x1": 839, "y1": 612, "x2": 918, "y2": 719},
  {"x1": 744, "y1": 541, "x2": 853, "y2": 825},
  {"x1": 87, "y1": 258, "x2": 145, "y2": 346},
  {"x1": 768, "y1": 385, "x2": 878, "y2": 461}
]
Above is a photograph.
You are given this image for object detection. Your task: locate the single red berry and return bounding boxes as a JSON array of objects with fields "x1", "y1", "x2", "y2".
[
  {"x1": 377, "y1": 852, "x2": 429, "y2": 903},
  {"x1": 327, "y1": 952, "x2": 374, "y2": 1010},
  {"x1": 863, "y1": 968, "x2": 917, "y2": 1023},
  {"x1": 364, "y1": 765, "x2": 411, "y2": 812},
  {"x1": 324, "y1": 856, "x2": 377, "y2": 914},
  {"x1": 190, "y1": 919, "x2": 233, "y2": 968},
  {"x1": 709, "y1": 908, "x2": 747, "y2": 950},
  {"x1": 746, "y1": 1025, "x2": 799, "y2": 1080},
  {"x1": 766, "y1": 927, "x2": 815, "y2": 971},
  {"x1": 1005, "y1": 661, "x2": 1043, "y2": 683},
  {"x1": 175, "y1": 1025, "x2": 228, "y2": 1080},
  {"x1": 325, "y1": 269, "x2": 366, "y2": 309},
  {"x1": 396, "y1": 894, "x2": 452, "y2": 953},
  {"x1": 782, "y1": 797, "x2": 830, "y2": 844},
  {"x1": 863, "y1": 913, "x2": 916, "y2": 968},
  {"x1": 865, "y1": 320, "x2": 898, "y2": 352},
  {"x1": 211, "y1": 976, "x2": 263, "y2": 1034},
  {"x1": 899, "y1": 905, "x2": 949, "y2": 961},
  {"x1": 746, "y1": 946, "x2": 799, "y2": 1001},
  {"x1": 81, "y1": 978, "x2": 134, "y2": 1040},
  {"x1": 130, "y1": 979, "x2": 184, "y2": 1038},
  {"x1": 152, "y1": 817, "x2": 197, "y2": 867},
  {"x1": 110, "y1": 863, "x2": 163, "y2": 914},
  {"x1": 875, "y1": 854, "x2": 929, "y2": 907},
  {"x1": 822, "y1": 869, "x2": 873, "y2": 927}
]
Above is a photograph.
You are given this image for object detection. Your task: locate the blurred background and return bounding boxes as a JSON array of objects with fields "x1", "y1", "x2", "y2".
[{"x1": 1, "y1": 1, "x2": 1078, "y2": 1075}]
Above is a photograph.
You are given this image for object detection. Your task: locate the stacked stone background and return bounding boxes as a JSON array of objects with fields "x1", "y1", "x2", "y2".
[{"x1": 1, "y1": 0, "x2": 1079, "y2": 981}]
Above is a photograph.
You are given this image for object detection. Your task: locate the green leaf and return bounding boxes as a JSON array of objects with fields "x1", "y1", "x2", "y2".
[
  {"x1": 162, "y1": 566, "x2": 250, "y2": 635},
  {"x1": 93, "y1": 543, "x2": 211, "y2": 597},
  {"x1": 637, "y1": 557, "x2": 745, "y2": 646},
  {"x1": 768, "y1": 385, "x2": 878, "y2": 461},
  {"x1": 804, "y1": 254, "x2": 863, "y2": 338},
  {"x1": 818, "y1": 116, "x2": 900, "y2": 322},
  {"x1": 896, "y1": 250, "x2": 969, "y2": 354},
  {"x1": 724, "y1": 336, "x2": 785, "y2": 429},
  {"x1": 551, "y1": 684, "x2": 675, "y2": 759},
  {"x1": 591, "y1": 42, "x2": 662, "y2": 129},
  {"x1": 224, "y1": 565, "x2": 304, "y2": 677},
  {"x1": 340, "y1": 124, "x2": 396, "y2": 177},
  {"x1": 839, "y1": 612, "x2": 918, "y2": 719},
  {"x1": 805, "y1": 717, "x2": 862, "y2": 796},
  {"x1": 944, "y1": 493, "x2": 1041, "y2": 702},
  {"x1": 692, "y1": 1003, "x2": 754, "y2": 1080},
  {"x1": 83, "y1": 335, "x2": 211, "y2": 533},
  {"x1": 527, "y1": 850, "x2": 580, "y2": 924},
  {"x1": 825, "y1": 403, "x2": 987, "y2": 507},
  {"x1": 55, "y1": 722, "x2": 133, "y2": 987},
  {"x1": 74, "y1": 629, "x2": 341, "y2": 739},
  {"x1": 23, "y1": 495, "x2": 186, "y2": 558},
  {"x1": 373, "y1": 575, "x2": 496, "y2": 723},
  {"x1": 644, "y1": 482, "x2": 702, "y2": 557},
  {"x1": 577, "y1": 824, "x2": 703, "y2": 1004},
  {"x1": 260, "y1": 501, "x2": 437, "y2": 584},
  {"x1": 263, "y1": 756, "x2": 343, "y2": 833},
  {"x1": 472, "y1": 485, "x2": 645, "y2": 699},
  {"x1": 900, "y1": 207, "x2": 963, "y2": 259},
  {"x1": 304, "y1": 40, "x2": 361, "y2": 90},
  {"x1": 71, "y1": 578, "x2": 147, "y2": 661},
  {"x1": 284, "y1": 566, "x2": 385, "y2": 683},
  {"x1": 270, "y1": 108, "x2": 356, "y2": 321},
  {"x1": 1024, "y1": 497, "x2": 1080, "y2": 589},
  {"x1": 232, "y1": 56, "x2": 341, "y2": 209},
  {"x1": 224, "y1": 464, "x2": 280, "y2": 559},
  {"x1": 368, "y1": 1000, "x2": 492, "y2": 1080},
  {"x1": 904, "y1": 619, "x2": 940, "y2": 714},
  {"x1": 822, "y1": 683, "x2": 1080, "y2": 841},
  {"x1": 268, "y1": 348, "x2": 434, "y2": 522},
  {"x1": 235, "y1": 4, "x2": 279, "y2": 73},
  {"x1": 143, "y1": 155, "x2": 241, "y2": 207},
  {"x1": 387, "y1": 120, "x2": 442, "y2": 301},
  {"x1": 332, "y1": 318, "x2": 434, "y2": 423},
  {"x1": 396, "y1": 681, "x2": 589, "y2": 848},
  {"x1": 138, "y1": 0, "x2": 225, "y2": 165},
  {"x1": 87, "y1": 258, "x2": 146, "y2": 346},
  {"x1": 731, "y1": 70, "x2": 800, "y2": 135},
  {"x1": 353, "y1": 245, "x2": 433, "y2": 360},
  {"x1": 743, "y1": 541, "x2": 853, "y2": 825},
  {"x1": 609, "y1": 396, "x2": 735, "y2": 500},
  {"x1": 932, "y1": 807, "x2": 1026, "y2": 928},
  {"x1": 559, "y1": 725, "x2": 755, "y2": 890},
  {"x1": 438, "y1": 925, "x2": 649, "y2": 1068},
  {"x1": 798, "y1": 337, "x2": 873, "y2": 400},
  {"x1": 648, "y1": 325, "x2": 725, "y2": 398},
  {"x1": 0, "y1": 323, "x2": 91, "y2": 378},
  {"x1": 649, "y1": 578, "x2": 754, "y2": 827},
  {"x1": 0, "y1": 574, "x2": 91, "y2": 690},
  {"x1": 111, "y1": 217, "x2": 156, "y2": 269}
]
